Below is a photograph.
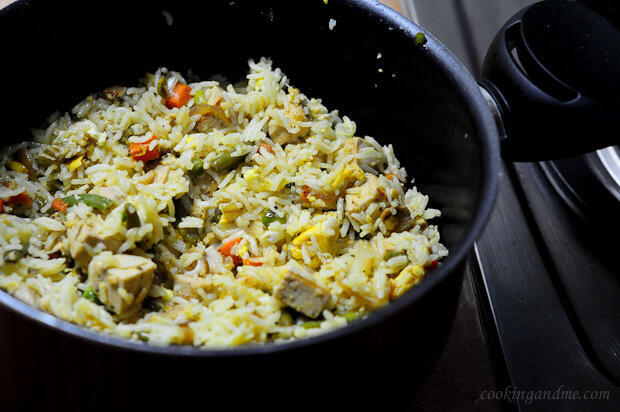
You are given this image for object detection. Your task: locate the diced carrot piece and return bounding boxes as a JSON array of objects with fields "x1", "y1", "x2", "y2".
[
  {"x1": 218, "y1": 237, "x2": 243, "y2": 266},
  {"x1": 218, "y1": 237, "x2": 241, "y2": 257},
  {"x1": 165, "y1": 83, "x2": 192, "y2": 109},
  {"x1": 51, "y1": 198, "x2": 68, "y2": 213},
  {"x1": 300, "y1": 185, "x2": 312, "y2": 202},
  {"x1": 0, "y1": 199, "x2": 4, "y2": 211},
  {"x1": 243, "y1": 258, "x2": 263, "y2": 267},
  {"x1": 259, "y1": 143, "x2": 274, "y2": 155},
  {"x1": 385, "y1": 173, "x2": 395, "y2": 181},
  {"x1": 430, "y1": 260, "x2": 439, "y2": 269},
  {"x1": 129, "y1": 135, "x2": 159, "y2": 162},
  {"x1": 9, "y1": 192, "x2": 31, "y2": 207}
]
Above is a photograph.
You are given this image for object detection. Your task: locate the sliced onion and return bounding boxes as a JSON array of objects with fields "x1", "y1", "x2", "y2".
[{"x1": 189, "y1": 104, "x2": 231, "y2": 125}]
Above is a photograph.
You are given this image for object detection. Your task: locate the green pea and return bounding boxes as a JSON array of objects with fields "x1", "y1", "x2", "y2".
[
  {"x1": 262, "y1": 209, "x2": 286, "y2": 227},
  {"x1": 62, "y1": 194, "x2": 114, "y2": 211},
  {"x1": 211, "y1": 151, "x2": 245, "y2": 172},
  {"x1": 415, "y1": 32, "x2": 427, "y2": 46},
  {"x1": 191, "y1": 159, "x2": 204, "y2": 176}
]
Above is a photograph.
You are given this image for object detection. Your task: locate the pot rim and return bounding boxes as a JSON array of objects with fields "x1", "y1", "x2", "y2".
[{"x1": 0, "y1": 0, "x2": 500, "y2": 357}]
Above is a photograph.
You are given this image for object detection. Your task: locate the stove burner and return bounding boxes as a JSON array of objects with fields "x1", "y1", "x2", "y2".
[{"x1": 540, "y1": 146, "x2": 620, "y2": 224}]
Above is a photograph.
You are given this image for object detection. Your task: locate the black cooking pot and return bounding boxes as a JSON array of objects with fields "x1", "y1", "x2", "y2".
[{"x1": 0, "y1": 0, "x2": 617, "y2": 410}]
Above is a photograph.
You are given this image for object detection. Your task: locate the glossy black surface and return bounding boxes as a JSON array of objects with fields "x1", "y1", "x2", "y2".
[
  {"x1": 0, "y1": 0, "x2": 499, "y2": 409},
  {"x1": 481, "y1": 0, "x2": 620, "y2": 160}
]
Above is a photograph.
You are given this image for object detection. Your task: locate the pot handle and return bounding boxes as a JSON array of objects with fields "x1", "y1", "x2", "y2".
[{"x1": 479, "y1": 0, "x2": 620, "y2": 161}]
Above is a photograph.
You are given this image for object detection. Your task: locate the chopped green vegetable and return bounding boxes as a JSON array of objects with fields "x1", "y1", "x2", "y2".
[
  {"x1": 5, "y1": 246, "x2": 26, "y2": 262},
  {"x1": 62, "y1": 194, "x2": 114, "y2": 211},
  {"x1": 211, "y1": 208, "x2": 222, "y2": 223},
  {"x1": 144, "y1": 72, "x2": 166, "y2": 97},
  {"x1": 279, "y1": 311, "x2": 293, "y2": 326},
  {"x1": 123, "y1": 203, "x2": 141, "y2": 228},
  {"x1": 262, "y1": 209, "x2": 287, "y2": 227},
  {"x1": 301, "y1": 321, "x2": 321, "y2": 329},
  {"x1": 137, "y1": 331, "x2": 149, "y2": 342},
  {"x1": 178, "y1": 227, "x2": 201, "y2": 244},
  {"x1": 191, "y1": 158, "x2": 204, "y2": 176},
  {"x1": 342, "y1": 311, "x2": 364, "y2": 322},
  {"x1": 83, "y1": 287, "x2": 103, "y2": 305},
  {"x1": 193, "y1": 89, "x2": 207, "y2": 105},
  {"x1": 383, "y1": 250, "x2": 405, "y2": 260},
  {"x1": 211, "y1": 151, "x2": 245, "y2": 172},
  {"x1": 415, "y1": 32, "x2": 427, "y2": 46},
  {"x1": 120, "y1": 122, "x2": 137, "y2": 144}
]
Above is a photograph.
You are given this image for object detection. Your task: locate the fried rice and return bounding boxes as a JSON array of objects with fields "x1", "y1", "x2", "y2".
[{"x1": 0, "y1": 58, "x2": 447, "y2": 347}]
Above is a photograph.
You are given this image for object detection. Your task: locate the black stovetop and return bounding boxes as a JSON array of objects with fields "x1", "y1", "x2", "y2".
[{"x1": 405, "y1": 0, "x2": 620, "y2": 410}]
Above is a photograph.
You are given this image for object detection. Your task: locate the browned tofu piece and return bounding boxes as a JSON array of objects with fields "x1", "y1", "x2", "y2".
[
  {"x1": 173, "y1": 274, "x2": 211, "y2": 299},
  {"x1": 300, "y1": 185, "x2": 339, "y2": 211},
  {"x1": 274, "y1": 272, "x2": 330, "y2": 319},
  {"x1": 345, "y1": 174, "x2": 383, "y2": 215},
  {"x1": 383, "y1": 206, "x2": 415, "y2": 233},
  {"x1": 87, "y1": 253, "x2": 156, "y2": 316},
  {"x1": 67, "y1": 223, "x2": 122, "y2": 268}
]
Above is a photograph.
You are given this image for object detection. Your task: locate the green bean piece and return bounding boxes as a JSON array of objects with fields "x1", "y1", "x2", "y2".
[
  {"x1": 193, "y1": 89, "x2": 207, "y2": 105},
  {"x1": 301, "y1": 321, "x2": 322, "y2": 329},
  {"x1": 211, "y1": 151, "x2": 245, "y2": 172},
  {"x1": 342, "y1": 311, "x2": 364, "y2": 322},
  {"x1": 83, "y1": 287, "x2": 103, "y2": 305},
  {"x1": 262, "y1": 209, "x2": 287, "y2": 227},
  {"x1": 191, "y1": 159, "x2": 204, "y2": 176},
  {"x1": 415, "y1": 32, "x2": 427, "y2": 46},
  {"x1": 62, "y1": 194, "x2": 114, "y2": 211}
]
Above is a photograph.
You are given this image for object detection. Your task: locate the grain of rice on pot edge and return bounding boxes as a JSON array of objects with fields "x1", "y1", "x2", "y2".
[{"x1": 0, "y1": 58, "x2": 447, "y2": 347}]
